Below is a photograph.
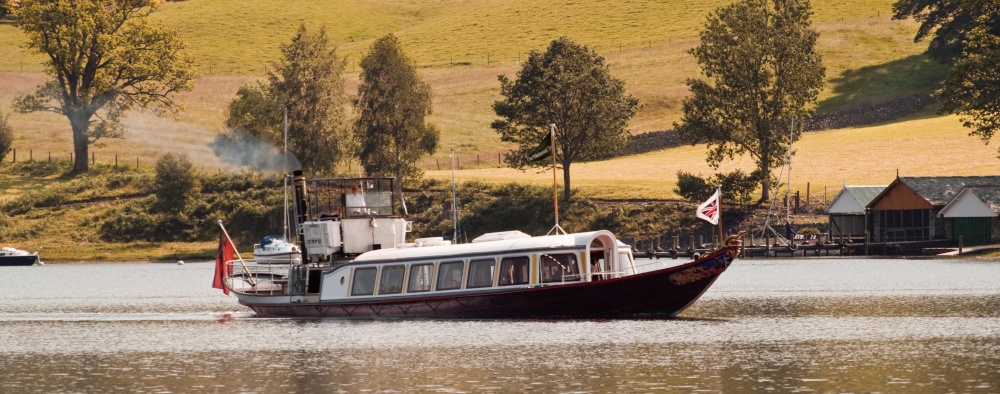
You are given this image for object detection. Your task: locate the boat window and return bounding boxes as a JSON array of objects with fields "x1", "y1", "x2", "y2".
[
  {"x1": 539, "y1": 253, "x2": 580, "y2": 283},
  {"x1": 378, "y1": 265, "x2": 405, "y2": 294},
  {"x1": 436, "y1": 261, "x2": 465, "y2": 291},
  {"x1": 407, "y1": 263, "x2": 434, "y2": 293},
  {"x1": 498, "y1": 256, "x2": 529, "y2": 286},
  {"x1": 467, "y1": 258, "x2": 496, "y2": 288},
  {"x1": 351, "y1": 267, "x2": 378, "y2": 296}
]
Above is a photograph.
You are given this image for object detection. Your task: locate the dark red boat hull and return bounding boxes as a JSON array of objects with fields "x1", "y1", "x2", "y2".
[{"x1": 242, "y1": 247, "x2": 736, "y2": 319}]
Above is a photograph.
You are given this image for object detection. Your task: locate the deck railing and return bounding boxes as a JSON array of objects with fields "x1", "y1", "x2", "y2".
[{"x1": 226, "y1": 260, "x2": 291, "y2": 295}]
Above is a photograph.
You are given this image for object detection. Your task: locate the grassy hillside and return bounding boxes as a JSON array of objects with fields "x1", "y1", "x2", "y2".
[
  {"x1": 427, "y1": 111, "x2": 999, "y2": 200},
  {"x1": 0, "y1": 0, "x2": 980, "y2": 206}
]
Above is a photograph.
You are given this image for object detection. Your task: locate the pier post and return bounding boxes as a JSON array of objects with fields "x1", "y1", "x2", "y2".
[
  {"x1": 865, "y1": 232, "x2": 870, "y2": 256},
  {"x1": 766, "y1": 233, "x2": 771, "y2": 257}
]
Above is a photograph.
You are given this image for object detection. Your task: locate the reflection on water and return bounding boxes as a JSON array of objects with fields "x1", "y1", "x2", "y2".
[{"x1": 1, "y1": 259, "x2": 998, "y2": 392}]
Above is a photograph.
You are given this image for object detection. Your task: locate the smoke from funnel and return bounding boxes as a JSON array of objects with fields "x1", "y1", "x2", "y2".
[{"x1": 209, "y1": 129, "x2": 303, "y2": 173}]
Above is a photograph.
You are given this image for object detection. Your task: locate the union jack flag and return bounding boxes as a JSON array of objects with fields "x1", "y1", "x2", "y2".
[{"x1": 696, "y1": 189, "x2": 720, "y2": 225}]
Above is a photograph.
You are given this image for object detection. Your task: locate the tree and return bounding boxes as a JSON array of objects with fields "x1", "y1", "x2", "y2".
[
  {"x1": 224, "y1": 25, "x2": 350, "y2": 175},
  {"x1": 0, "y1": 110, "x2": 13, "y2": 163},
  {"x1": 13, "y1": 0, "x2": 194, "y2": 173},
  {"x1": 354, "y1": 34, "x2": 439, "y2": 187},
  {"x1": 892, "y1": 0, "x2": 1000, "y2": 63},
  {"x1": 675, "y1": 0, "x2": 824, "y2": 202},
  {"x1": 492, "y1": 36, "x2": 640, "y2": 201},
  {"x1": 153, "y1": 153, "x2": 199, "y2": 214},
  {"x1": 937, "y1": 23, "x2": 1000, "y2": 156}
]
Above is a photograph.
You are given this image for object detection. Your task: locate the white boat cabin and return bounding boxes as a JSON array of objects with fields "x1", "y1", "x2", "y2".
[{"x1": 317, "y1": 230, "x2": 636, "y2": 301}]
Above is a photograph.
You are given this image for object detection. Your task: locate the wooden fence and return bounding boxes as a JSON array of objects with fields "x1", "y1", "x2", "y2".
[{"x1": 7, "y1": 148, "x2": 145, "y2": 169}]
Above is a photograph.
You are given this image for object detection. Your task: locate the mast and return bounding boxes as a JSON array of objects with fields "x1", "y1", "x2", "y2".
[
  {"x1": 283, "y1": 107, "x2": 290, "y2": 241},
  {"x1": 546, "y1": 124, "x2": 566, "y2": 235},
  {"x1": 450, "y1": 149, "x2": 460, "y2": 243},
  {"x1": 786, "y1": 115, "x2": 793, "y2": 227}
]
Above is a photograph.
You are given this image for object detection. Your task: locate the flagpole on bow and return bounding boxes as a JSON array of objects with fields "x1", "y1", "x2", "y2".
[
  {"x1": 716, "y1": 185, "x2": 724, "y2": 248},
  {"x1": 217, "y1": 220, "x2": 255, "y2": 286}
]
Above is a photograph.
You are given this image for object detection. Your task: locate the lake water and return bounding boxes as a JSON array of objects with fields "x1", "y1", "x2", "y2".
[{"x1": 2, "y1": 258, "x2": 998, "y2": 393}]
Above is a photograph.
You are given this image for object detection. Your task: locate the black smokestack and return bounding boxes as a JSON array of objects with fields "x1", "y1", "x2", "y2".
[
  {"x1": 292, "y1": 170, "x2": 309, "y2": 262},
  {"x1": 293, "y1": 170, "x2": 309, "y2": 225}
]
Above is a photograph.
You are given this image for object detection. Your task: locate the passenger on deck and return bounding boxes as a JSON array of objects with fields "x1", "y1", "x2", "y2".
[{"x1": 346, "y1": 185, "x2": 367, "y2": 216}]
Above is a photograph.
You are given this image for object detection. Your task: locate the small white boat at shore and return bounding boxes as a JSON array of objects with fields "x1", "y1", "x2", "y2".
[
  {"x1": 0, "y1": 247, "x2": 40, "y2": 266},
  {"x1": 252, "y1": 235, "x2": 301, "y2": 265}
]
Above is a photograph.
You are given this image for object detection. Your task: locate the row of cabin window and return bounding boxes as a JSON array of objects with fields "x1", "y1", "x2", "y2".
[{"x1": 350, "y1": 253, "x2": 582, "y2": 296}]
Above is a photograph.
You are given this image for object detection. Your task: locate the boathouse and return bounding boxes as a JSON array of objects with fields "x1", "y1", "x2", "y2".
[
  {"x1": 826, "y1": 185, "x2": 886, "y2": 238},
  {"x1": 936, "y1": 186, "x2": 1000, "y2": 245},
  {"x1": 867, "y1": 176, "x2": 1000, "y2": 244}
]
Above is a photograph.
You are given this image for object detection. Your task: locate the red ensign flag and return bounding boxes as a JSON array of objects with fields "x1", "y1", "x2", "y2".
[{"x1": 213, "y1": 230, "x2": 233, "y2": 295}]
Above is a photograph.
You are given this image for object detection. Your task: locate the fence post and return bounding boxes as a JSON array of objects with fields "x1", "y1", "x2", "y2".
[
  {"x1": 115, "y1": 154, "x2": 118, "y2": 167},
  {"x1": 436, "y1": 158, "x2": 440, "y2": 171},
  {"x1": 48, "y1": 151, "x2": 51, "y2": 163},
  {"x1": 806, "y1": 182, "x2": 811, "y2": 211},
  {"x1": 12, "y1": 148, "x2": 14, "y2": 163},
  {"x1": 477, "y1": 154, "x2": 480, "y2": 166},
  {"x1": 91, "y1": 152, "x2": 95, "y2": 166},
  {"x1": 29, "y1": 150, "x2": 32, "y2": 162},
  {"x1": 136, "y1": 157, "x2": 139, "y2": 169}
]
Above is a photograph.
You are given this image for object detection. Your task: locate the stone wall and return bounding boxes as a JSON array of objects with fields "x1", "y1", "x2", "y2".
[{"x1": 624, "y1": 93, "x2": 934, "y2": 156}]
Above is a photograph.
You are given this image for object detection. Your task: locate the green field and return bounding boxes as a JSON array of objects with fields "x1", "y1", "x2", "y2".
[{"x1": 0, "y1": 0, "x2": 984, "y2": 204}]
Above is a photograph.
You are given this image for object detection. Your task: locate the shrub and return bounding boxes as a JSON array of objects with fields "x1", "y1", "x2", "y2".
[
  {"x1": 99, "y1": 202, "x2": 157, "y2": 242},
  {"x1": 0, "y1": 111, "x2": 13, "y2": 163},
  {"x1": 153, "y1": 153, "x2": 200, "y2": 213},
  {"x1": 798, "y1": 227, "x2": 821, "y2": 235},
  {"x1": 676, "y1": 169, "x2": 762, "y2": 210},
  {"x1": 675, "y1": 171, "x2": 714, "y2": 201}
]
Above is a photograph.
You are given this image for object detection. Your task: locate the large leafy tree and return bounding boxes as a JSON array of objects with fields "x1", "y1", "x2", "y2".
[
  {"x1": 892, "y1": 0, "x2": 1000, "y2": 63},
  {"x1": 492, "y1": 36, "x2": 640, "y2": 201},
  {"x1": 894, "y1": 1, "x2": 1000, "y2": 156},
  {"x1": 938, "y1": 22, "x2": 1000, "y2": 156},
  {"x1": 223, "y1": 25, "x2": 350, "y2": 175},
  {"x1": 354, "y1": 34, "x2": 439, "y2": 186},
  {"x1": 675, "y1": 0, "x2": 824, "y2": 202},
  {"x1": 13, "y1": 0, "x2": 195, "y2": 173}
]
